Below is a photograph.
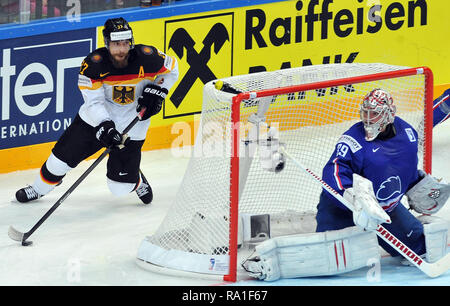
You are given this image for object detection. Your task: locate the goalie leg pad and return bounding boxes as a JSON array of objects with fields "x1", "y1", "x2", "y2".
[
  {"x1": 242, "y1": 226, "x2": 379, "y2": 281},
  {"x1": 406, "y1": 171, "x2": 450, "y2": 214},
  {"x1": 419, "y1": 215, "x2": 449, "y2": 263}
]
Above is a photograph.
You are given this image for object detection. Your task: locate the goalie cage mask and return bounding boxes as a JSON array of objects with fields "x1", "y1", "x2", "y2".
[{"x1": 360, "y1": 88, "x2": 396, "y2": 141}]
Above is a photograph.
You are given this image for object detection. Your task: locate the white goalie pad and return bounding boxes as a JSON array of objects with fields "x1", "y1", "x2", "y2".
[
  {"x1": 406, "y1": 171, "x2": 450, "y2": 215},
  {"x1": 242, "y1": 226, "x2": 379, "y2": 281},
  {"x1": 419, "y1": 215, "x2": 449, "y2": 263}
]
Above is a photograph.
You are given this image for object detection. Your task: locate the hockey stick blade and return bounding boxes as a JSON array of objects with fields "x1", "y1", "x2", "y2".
[
  {"x1": 8, "y1": 226, "x2": 24, "y2": 242},
  {"x1": 281, "y1": 147, "x2": 450, "y2": 278},
  {"x1": 421, "y1": 252, "x2": 450, "y2": 278}
]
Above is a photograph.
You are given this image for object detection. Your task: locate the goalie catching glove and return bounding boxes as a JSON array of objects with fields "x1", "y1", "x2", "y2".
[
  {"x1": 406, "y1": 170, "x2": 450, "y2": 215},
  {"x1": 137, "y1": 84, "x2": 168, "y2": 120},
  {"x1": 343, "y1": 174, "x2": 391, "y2": 231}
]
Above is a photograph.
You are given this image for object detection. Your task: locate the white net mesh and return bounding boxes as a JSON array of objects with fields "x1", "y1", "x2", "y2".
[{"x1": 137, "y1": 63, "x2": 430, "y2": 277}]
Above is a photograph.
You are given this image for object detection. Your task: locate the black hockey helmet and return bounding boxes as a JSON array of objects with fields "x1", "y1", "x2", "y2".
[{"x1": 103, "y1": 17, "x2": 134, "y2": 49}]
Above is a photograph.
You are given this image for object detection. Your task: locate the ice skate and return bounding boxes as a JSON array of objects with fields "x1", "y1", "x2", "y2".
[
  {"x1": 136, "y1": 175, "x2": 153, "y2": 204},
  {"x1": 15, "y1": 185, "x2": 42, "y2": 203}
]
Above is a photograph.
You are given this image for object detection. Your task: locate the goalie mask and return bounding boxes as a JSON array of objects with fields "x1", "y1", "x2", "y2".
[
  {"x1": 103, "y1": 17, "x2": 134, "y2": 50},
  {"x1": 360, "y1": 88, "x2": 396, "y2": 141}
]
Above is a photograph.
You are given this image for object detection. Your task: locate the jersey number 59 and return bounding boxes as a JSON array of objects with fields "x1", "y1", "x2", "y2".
[{"x1": 336, "y1": 143, "x2": 349, "y2": 158}]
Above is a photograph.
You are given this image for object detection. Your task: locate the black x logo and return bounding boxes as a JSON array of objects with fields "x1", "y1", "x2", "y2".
[{"x1": 168, "y1": 23, "x2": 229, "y2": 108}]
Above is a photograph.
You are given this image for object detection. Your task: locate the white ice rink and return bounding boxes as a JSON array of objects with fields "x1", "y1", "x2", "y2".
[{"x1": 0, "y1": 119, "x2": 449, "y2": 286}]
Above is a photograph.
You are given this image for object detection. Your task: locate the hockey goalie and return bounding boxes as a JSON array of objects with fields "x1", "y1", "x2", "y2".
[{"x1": 242, "y1": 88, "x2": 450, "y2": 281}]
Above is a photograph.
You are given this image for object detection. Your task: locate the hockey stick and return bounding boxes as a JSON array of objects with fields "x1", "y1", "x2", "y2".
[
  {"x1": 280, "y1": 147, "x2": 450, "y2": 278},
  {"x1": 8, "y1": 108, "x2": 146, "y2": 246}
]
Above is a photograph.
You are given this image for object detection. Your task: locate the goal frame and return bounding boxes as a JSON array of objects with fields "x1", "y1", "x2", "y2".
[{"x1": 225, "y1": 66, "x2": 434, "y2": 282}]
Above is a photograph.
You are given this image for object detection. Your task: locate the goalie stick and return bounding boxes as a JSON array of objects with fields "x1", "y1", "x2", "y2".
[
  {"x1": 280, "y1": 147, "x2": 450, "y2": 278},
  {"x1": 8, "y1": 108, "x2": 147, "y2": 247}
]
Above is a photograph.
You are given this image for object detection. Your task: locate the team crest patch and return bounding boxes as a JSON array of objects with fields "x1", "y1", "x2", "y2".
[
  {"x1": 428, "y1": 188, "x2": 441, "y2": 199},
  {"x1": 91, "y1": 53, "x2": 102, "y2": 63},
  {"x1": 141, "y1": 46, "x2": 153, "y2": 55},
  {"x1": 112, "y1": 86, "x2": 135, "y2": 105}
]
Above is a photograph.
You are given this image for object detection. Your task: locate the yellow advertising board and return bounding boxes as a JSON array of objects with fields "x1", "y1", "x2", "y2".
[
  {"x1": 108, "y1": 0, "x2": 449, "y2": 152},
  {"x1": 235, "y1": 0, "x2": 448, "y2": 81}
]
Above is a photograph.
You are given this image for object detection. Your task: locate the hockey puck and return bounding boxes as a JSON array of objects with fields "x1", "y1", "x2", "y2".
[{"x1": 22, "y1": 240, "x2": 33, "y2": 246}]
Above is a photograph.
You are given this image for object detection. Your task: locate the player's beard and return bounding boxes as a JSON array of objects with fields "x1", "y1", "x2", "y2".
[{"x1": 110, "y1": 52, "x2": 129, "y2": 68}]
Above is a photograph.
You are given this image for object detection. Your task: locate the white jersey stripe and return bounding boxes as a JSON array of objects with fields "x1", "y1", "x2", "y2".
[
  {"x1": 333, "y1": 157, "x2": 344, "y2": 190},
  {"x1": 433, "y1": 94, "x2": 449, "y2": 110}
]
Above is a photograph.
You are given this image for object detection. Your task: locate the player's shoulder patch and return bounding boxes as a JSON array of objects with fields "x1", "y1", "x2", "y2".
[
  {"x1": 140, "y1": 45, "x2": 154, "y2": 55},
  {"x1": 337, "y1": 134, "x2": 362, "y2": 153},
  {"x1": 133, "y1": 44, "x2": 166, "y2": 73},
  {"x1": 90, "y1": 53, "x2": 103, "y2": 63},
  {"x1": 80, "y1": 47, "x2": 110, "y2": 79},
  {"x1": 85, "y1": 47, "x2": 108, "y2": 64},
  {"x1": 135, "y1": 44, "x2": 157, "y2": 57}
]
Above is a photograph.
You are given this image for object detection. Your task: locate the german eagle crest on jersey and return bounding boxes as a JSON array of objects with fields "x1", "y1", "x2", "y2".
[{"x1": 113, "y1": 86, "x2": 135, "y2": 105}]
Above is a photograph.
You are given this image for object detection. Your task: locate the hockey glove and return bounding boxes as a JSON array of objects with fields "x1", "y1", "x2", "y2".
[
  {"x1": 343, "y1": 174, "x2": 391, "y2": 231},
  {"x1": 406, "y1": 170, "x2": 450, "y2": 214},
  {"x1": 95, "y1": 120, "x2": 124, "y2": 148},
  {"x1": 137, "y1": 84, "x2": 168, "y2": 120}
]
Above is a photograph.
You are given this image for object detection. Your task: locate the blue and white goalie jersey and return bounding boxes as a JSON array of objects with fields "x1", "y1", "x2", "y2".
[{"x1": 321, "y1": 117, "x2": 420, "y2": 212}]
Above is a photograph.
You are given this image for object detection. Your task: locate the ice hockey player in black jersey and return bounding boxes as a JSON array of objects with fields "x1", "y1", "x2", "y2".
[{"x1": 15, "y1": 17, "x2": 179, "y2": 204}]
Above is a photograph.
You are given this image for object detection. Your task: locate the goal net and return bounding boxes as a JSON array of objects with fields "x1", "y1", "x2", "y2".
[{"x1": 136, "y1": 63, "x2": 433, "y2": 282}]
